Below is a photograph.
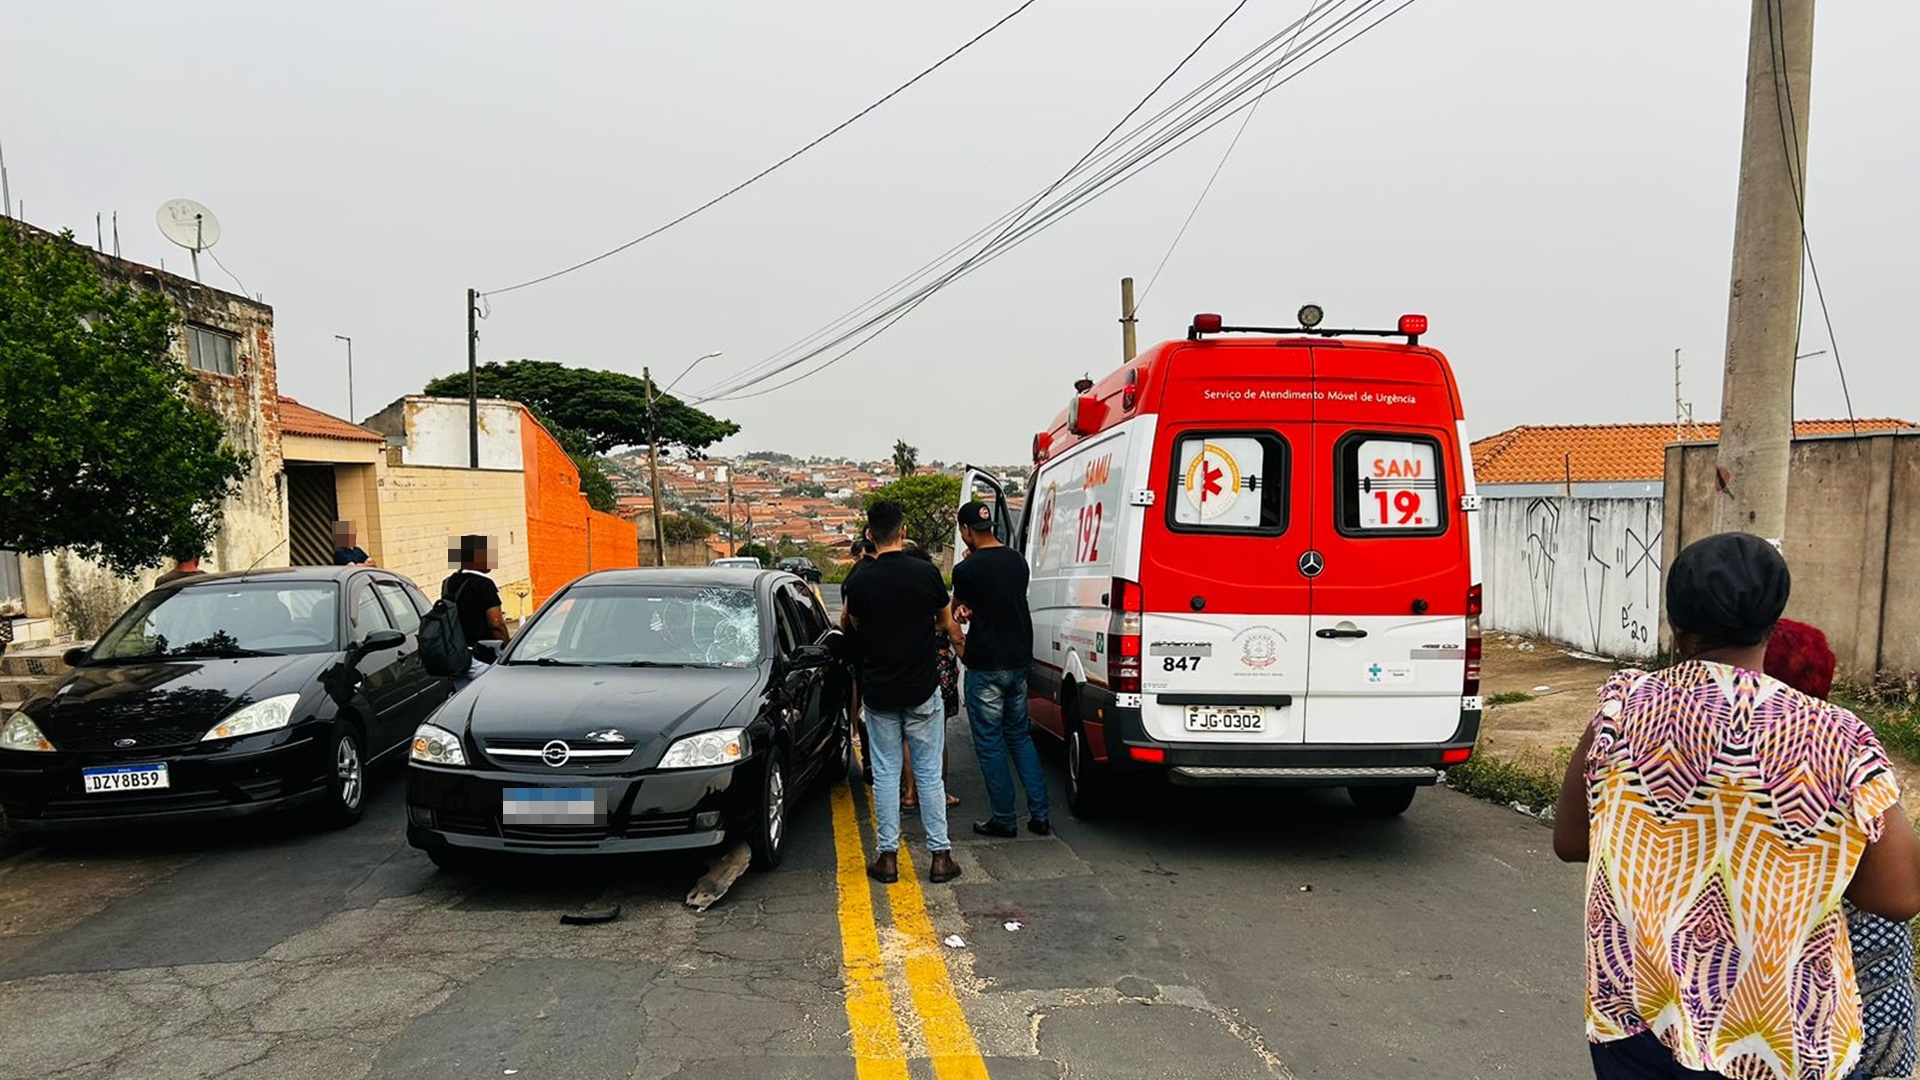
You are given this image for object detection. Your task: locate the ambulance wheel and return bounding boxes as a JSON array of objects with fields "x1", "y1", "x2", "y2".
[
  {"x1": 1066, "y1": 722, "x2": 1113, "y2": 819},
  {"x1": 1349, "y1": 784, "x2": 1417, "y2": 817}
]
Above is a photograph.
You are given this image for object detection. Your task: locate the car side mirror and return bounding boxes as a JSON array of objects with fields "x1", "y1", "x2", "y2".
[
  {"x1": 355, "y1": 629, "x2": 406, "y2": 657},
  {"x1": 789, "y1": 642, "x2": 833, "y2": 670},
  {"x1": 63, "y1": 647, "x2": 91, "y2": 668}
]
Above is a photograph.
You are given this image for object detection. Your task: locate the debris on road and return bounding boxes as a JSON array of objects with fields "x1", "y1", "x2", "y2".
[
  {"x1": 686, "y1": 842, "x2": 753, "y2": 912},
  {"x1": 560, "y1": 900, "x2": 622, "y2": 925},
  {"x1": 943, "y1": 934, "x2": 967, "y2": 949},
  {"x1": 1003, "y1": 921, "x2": 1023, "y2": 932}
]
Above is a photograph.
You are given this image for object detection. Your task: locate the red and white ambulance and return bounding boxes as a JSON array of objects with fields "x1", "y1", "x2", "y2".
[{"x1": 961, "y1": 308, "x2": 1481, "y2": 817}]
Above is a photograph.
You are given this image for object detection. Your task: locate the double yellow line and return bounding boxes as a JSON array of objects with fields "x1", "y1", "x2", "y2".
[{"x1": 831, "y1": 782, "x2": 991, "y2": 1080}]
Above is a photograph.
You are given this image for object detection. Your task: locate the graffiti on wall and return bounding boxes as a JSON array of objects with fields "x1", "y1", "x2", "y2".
[{"x1": 1490, "y1": 497, "x2": 1663, "y2": 660}]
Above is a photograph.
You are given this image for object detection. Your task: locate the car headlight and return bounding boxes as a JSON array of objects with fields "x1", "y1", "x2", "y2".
[
  {"x1": 411, "y1": 724, "x2": 467, "y2": 766},
  {"x1": 0, "y1": 714, "x2": 54, "y2": 752},
  {"x1": 658, "y1": 728, "x2": 747, "y2": 770},
  {"x1": 203, "y1": 694, "x2": 300, "y2": 741}
]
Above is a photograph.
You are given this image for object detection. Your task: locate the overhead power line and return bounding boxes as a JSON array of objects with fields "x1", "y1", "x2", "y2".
[
  {"x1": 480, "y1": 0, "x2": 1046, "y2": 298},
  {"x1": 691, "y1": 0, "x2": 1421, "y2": 404}
]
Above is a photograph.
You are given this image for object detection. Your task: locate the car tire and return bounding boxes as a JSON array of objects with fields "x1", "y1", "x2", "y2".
[
  {"x1": 1065, "y1": 720, "x2": 1113, "y2": 820},
  {"x1": 1349, "y1": 784, "x2": 1417, "y2": 817},
  {"x1": 320, "y1": 724, "x2": 367, "y2": 828},
  {"x1": 747, "y1": 748, "x2": 789, "y2": 871}
]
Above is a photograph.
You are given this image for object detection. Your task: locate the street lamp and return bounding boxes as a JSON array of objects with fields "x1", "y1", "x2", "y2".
[
  {"x1": 333, "y1": 335, "x2": 354, "y2": 422},
  {"x1": 664, "y1": 350, "x2": 723, "y2": 394}
]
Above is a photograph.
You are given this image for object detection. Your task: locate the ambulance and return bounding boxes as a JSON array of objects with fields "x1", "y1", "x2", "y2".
[{"x1": 960, "y1": 308, "x2": 1481, "y2": 817}]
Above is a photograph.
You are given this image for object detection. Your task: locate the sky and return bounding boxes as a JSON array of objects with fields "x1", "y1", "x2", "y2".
[{"x1": 7, "y1": 1, "x2": 1915, "y2": 465}]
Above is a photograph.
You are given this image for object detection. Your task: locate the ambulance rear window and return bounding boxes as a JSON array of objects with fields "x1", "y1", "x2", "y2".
[
  {"x1": 1335, "y1": 432, "x2": 1448, "y2": 537},
  {"x1": 1166, "y1": 431, "x2": 1289, "y2": 535}
]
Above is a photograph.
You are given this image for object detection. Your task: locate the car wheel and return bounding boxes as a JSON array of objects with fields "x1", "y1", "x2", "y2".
[
  {"x1": 748, "y1": 748, "x2": 789, "y2": 871},
  {"x1": 1065, "y1": 721, "x2": 1112, "y2": 820},
  {"x1": 428, "y1": 846, "x2": 482, "y2": 873},
  {"x1": 321, "y1": 724, "x2": 367, "y2": 827},
  {"x1": 1349, "y1": 784, "x2": 1417, "y2": 817}
]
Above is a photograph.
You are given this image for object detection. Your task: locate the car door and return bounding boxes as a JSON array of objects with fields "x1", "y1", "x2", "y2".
[
  {"x1": 789, "y1": 580, "x2": 842, "y2": 748},
  {"x1": 772, "y1": 584, "x2": 829, "y2": 773},
  {"x1": 372, "y1": 577, "x2": 447, "y2": 736},
  {"x1": 347, "y1": 576, "x2": 410, "y2": 749}
]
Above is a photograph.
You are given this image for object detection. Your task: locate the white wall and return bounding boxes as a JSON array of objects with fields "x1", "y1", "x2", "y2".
[
  {"x1": 1483, "y1": 495, "x2": 1664, "y2": 660},
  {"x1": 397, "y1": 398, "x2": 524, "y2": 470}
]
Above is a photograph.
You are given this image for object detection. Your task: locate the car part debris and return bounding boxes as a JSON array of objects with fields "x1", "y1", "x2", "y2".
[
  {"x1": 943, "y1": 934, "x2": 967, "y2": 949},
  {"x1": 560, "y1": 900, "x2": 622, "y2": 925},
  {"x1": 686, "y1": 842, "x2": 753, "y2": 911}
]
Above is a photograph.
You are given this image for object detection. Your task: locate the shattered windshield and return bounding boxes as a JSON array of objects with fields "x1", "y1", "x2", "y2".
[{"x1": 507, "y1": 585, "x2": 763, "y2": 667}]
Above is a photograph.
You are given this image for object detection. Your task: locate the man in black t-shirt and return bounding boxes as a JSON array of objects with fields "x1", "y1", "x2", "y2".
[
  {"x1": 842, "y1": 502, "x2": 964, "y2": 885},
  {"x1": 443, "y1": 534, "x2": 510, "y2": 686},
  {"x1": 952, "y1": 501, "x2": 1051, "y2": 837}
]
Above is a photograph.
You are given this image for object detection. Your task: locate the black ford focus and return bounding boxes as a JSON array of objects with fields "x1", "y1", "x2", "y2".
[
  {"x1": 0, "y1": 568, "x2": 449, "y2": 833},
  {"x1": 405, "y1": 568, "x2": 849, "y2": 871}
]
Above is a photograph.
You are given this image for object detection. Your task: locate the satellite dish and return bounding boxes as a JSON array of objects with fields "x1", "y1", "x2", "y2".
[{"x1": 156, "y1": 198, "x2": 221, "y2": 282}]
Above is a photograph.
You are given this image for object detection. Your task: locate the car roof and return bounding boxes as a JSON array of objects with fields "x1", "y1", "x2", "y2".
[
  {"x1": 574, "y1": 567, "x2": 784, "y2": 588},
  {"x1": 162, "y1": 566, "x2": 380, "y2": 589}
]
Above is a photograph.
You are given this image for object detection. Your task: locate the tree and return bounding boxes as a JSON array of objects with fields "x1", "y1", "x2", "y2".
[
  {"x1": 737, "y1": 542, "x2": 774, "y2": 568},
  {"x1": 661, "y1": 513, "x2": 713, "y2": 546},
  {"x1": 0, "y1": 225, "x2": 248, "y2": 574},
  {"x1": 422, "y1": 359, "x2": 740, "y2": 456},
  {"x1": 892, "y1": 439, "x2": 919, "y2": 477},
  {"x1": 865, "y1": 474, "x2": 961, "y2": 553}
]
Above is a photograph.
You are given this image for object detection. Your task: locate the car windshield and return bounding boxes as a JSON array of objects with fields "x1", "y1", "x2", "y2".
[
  {"x1": 508, "y1": 584, "x2": 762, "y2": 667},
  {"x1": 92, "y1": 583, "x2": 341, "y2": 660},
  {"x1": 711, "y1": 559, "x2": 759, "y2": 569}
]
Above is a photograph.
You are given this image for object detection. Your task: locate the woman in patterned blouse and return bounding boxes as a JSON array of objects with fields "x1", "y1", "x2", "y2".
[{"x1": 1553, "y1": 533, "x2": 1920, "y2": 1080}]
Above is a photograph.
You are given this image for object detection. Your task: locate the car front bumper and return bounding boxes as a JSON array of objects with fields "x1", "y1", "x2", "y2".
[
  {"x1": 0, "y1": 734, "x2": 331, "y2": 833},
  {"x1": 405, "y1": 760, "x2": 747, "y2": 856}
]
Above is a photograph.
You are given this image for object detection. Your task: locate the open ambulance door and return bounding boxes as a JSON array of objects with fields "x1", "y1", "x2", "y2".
[{"x1": 954, "y1": 465, "x2": 1014, "y2": 568}]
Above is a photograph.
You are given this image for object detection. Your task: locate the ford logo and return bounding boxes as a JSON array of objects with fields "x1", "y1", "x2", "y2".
[
  {"x1": 541, "y1": 740, "x2": 571, "y2": 767},
  {"x1": 114, "y1": 737, "x2": 138, "y2": 748}
]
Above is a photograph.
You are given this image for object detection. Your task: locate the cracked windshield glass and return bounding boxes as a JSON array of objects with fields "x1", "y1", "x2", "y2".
[{"x1": 508, "y1": 584, "x2": 761, "y2": 667}]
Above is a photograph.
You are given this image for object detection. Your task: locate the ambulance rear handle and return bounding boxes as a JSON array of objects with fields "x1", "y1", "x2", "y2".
[{"x1": 1315, "y1": 628, "x2": 1370, "y2": 640}]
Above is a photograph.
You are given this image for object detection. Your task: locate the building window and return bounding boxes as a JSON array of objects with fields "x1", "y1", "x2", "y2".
[{"x1": 187, "y1": 326, "x2": 238, "y2": 376}]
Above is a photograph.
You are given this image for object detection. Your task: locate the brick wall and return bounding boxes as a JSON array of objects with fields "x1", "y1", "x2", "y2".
[{"x1": 520, "y1": 414, "x2": 638, "y2": 607}]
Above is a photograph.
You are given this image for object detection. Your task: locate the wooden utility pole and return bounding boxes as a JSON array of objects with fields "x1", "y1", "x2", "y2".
[
  {"x1": 1120, "y1": 276, "x2": 1138, "y2": 361},
  {"x1": 466, "y1": 288, "x2": 480, "y2": 469},
  {"x1": 1714, "y1": 0, "x2": 1814, "y2": 541},
  {"x1": 644, "y1": 367, "x2": 668, "y2": 567}
]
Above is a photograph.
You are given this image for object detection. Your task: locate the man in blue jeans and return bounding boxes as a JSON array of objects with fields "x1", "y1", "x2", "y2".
[
  {"x1": 952, "y1": 501, "x2": 1052, "y2": 838},
  {"x1": 842, "y1": 501, "x2": 965, "y2": 885}
]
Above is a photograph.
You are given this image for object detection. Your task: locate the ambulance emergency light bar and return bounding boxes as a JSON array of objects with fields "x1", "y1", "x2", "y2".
[{"x1": 1189, "y1": 308, "x2": 1428, "y2": 345}]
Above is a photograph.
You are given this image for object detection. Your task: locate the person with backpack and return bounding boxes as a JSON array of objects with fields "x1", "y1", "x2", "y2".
[{"x1": 442, "y1": 534, "x2": 510, "y2": 688}]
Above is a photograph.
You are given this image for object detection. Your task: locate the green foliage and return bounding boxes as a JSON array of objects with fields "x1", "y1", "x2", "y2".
[
  {"x1": 661, "y1": 513, "x2": 714, "y2": 546},
  {"x1": 865, "y1": 474, "x2": 962, "y2": 553},
  {"x1": 0, "y1": 225, "x2": 248, "y2": 574},
  {"x1": 736, "y1": 542, "x2": 774, "y2": 568},
  {"x1": 423, "y1": 359, "x2": 740, "y2": 456},
  {"x1": 1835, "y1": 687, "x2": 1920, "y2": 764},
  {"x1": 1485, "y1": 691, "x2": 1535, "y2": 707},
  {"x1": 1444, "y1": 751, "x2": 1564, "y2": 812},
  {"x1": 891, "y1": 439, "x2": 919, "y2": 477}
]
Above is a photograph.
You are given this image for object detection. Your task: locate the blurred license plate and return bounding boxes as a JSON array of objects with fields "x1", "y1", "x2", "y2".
[
  {"x1": 502, "y1": 787, "x2": 604, "y2": 824},
  {"x1": 82, "y1": 763, "x2": 170, "y2": 793},
  {"x1": 1184, "y1": 707, "x2": 1267, "y2": 733}
]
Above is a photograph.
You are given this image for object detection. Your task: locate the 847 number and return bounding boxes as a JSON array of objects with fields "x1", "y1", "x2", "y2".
[{"x1": 1162, "y1": 657, "x2": 1203, "y2": 672}]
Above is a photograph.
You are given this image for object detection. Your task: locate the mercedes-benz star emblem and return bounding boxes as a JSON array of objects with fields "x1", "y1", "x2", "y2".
[
  {"x1": 1298, "y1": 550, "x2": 1325, "y2": 578},
  {"x1": 114, "y1": 737, "x2": 138, "y2": 748},
  {"x1": 541, "y1": 740, "x2": 572, "y2": 767}
]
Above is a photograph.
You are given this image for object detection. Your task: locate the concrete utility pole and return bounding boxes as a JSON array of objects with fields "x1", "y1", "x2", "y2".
[
  {"x1": 644, "y1": 367, "x2": 668, "y2": 567},
  {"x1": 1120, "y1": 276, "x2": 1138, "y2": 362},
  {"x1": 334, "y1": 335, "x2": 354, "y2": 423},
  {"x1": 1714, "y1": 0, "x2": 1814, "y2": 541},
  {"x1": 467, "y1": 288, "x2": 480, "y2": 469}
]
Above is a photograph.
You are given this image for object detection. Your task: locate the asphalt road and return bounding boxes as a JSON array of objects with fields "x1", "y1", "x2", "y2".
[{"x1": 0, "y1": 619, "x2": 1593, "y2": 1079}]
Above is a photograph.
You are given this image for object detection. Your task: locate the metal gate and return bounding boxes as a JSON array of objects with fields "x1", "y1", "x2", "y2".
[
  {"x1": 0, "y1": 550, "x2": 22, "y2": 605},
  {"x1": 286, "y1": 465, "x2": 339, "y2": 566}
]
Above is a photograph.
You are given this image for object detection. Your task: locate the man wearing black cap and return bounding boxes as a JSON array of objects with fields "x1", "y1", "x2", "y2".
[{"x1": 953, "y1": 500, "x2": 1051, "y2": 837}]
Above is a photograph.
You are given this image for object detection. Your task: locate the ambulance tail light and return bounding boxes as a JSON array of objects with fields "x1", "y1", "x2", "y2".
[
  {"x1": 1464, "y1": 584, "x2": 1483, "y2": 697},
  {"x1": 1190, "y1": 313, "x2": 1223, "y2": 336},
  {"x1": 1399, "y1": 313, "x2": 1429, "y2": 340},
  {"x1": 1108, "y1": 578, "x2": 1143, "y2": 694}
]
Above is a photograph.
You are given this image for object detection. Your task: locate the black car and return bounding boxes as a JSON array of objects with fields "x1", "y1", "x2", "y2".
[
  {"x1": 406, "y1": 568, "x2": 848, "y2": 871},
  {"x1": 0, "y1": 568, "x2": 449, "y2": 833},
  {"x1": 776, "y1": 557, "x2": 823, "y2": 584}
]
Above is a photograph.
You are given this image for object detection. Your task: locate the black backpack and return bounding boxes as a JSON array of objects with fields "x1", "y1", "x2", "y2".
[{"x1": 418, "y1": 576, "x2": 474, "y2": 678}]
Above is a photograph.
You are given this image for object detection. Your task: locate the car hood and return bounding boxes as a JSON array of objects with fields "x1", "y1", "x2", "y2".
[
  {"x1": 34, "y1": 653, "x2": 333, "y2": 751},
  {"x1": 455, "y1": 664, "x2": 763, "y2": 769}
]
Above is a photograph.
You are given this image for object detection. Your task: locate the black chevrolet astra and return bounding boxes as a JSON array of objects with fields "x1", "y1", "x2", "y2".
[
  {"x1": 406, "y1": 568, "x2": 848, "y2": 871},
  {"x1": 0, "y1": 568, "x2": 449, "y2": 833}
]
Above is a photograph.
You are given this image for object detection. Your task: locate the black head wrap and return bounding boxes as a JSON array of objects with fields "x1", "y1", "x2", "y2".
[{"x1": 1665, "y1": 532, "x2": 1791, "y2": 647}]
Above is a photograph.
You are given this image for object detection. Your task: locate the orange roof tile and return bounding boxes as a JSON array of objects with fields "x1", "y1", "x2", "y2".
[
  {"x1": 1471, "y1": 419, "x2": 1915, "y2": 485},
  {"x1": 279, "y1": 397, "x2": 384, "y2": 443}
]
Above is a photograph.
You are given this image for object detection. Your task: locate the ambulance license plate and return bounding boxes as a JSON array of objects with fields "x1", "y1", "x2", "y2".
[
  {"x1": 1184, "y1": 707, "x2": 1266, "y2": 733},
  {"x1": 82, "y1": 763, "x2": 171, "y2": 793}
]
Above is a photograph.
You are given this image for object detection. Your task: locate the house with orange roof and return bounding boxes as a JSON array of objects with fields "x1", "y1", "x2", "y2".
[{"x1": 1470, "y1": 418, "x2": 1915, "y2": 661}]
